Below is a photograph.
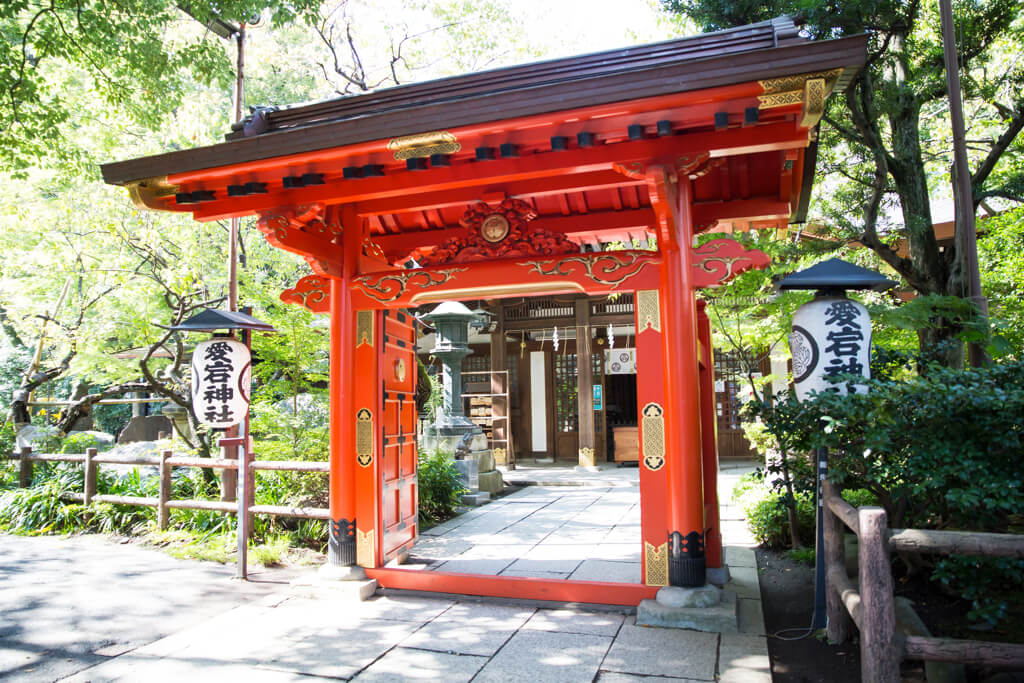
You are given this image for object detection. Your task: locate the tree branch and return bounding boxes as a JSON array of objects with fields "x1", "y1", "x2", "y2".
[{"x1": 970, "y1": 101, "x2": 1024, "y2": 202}]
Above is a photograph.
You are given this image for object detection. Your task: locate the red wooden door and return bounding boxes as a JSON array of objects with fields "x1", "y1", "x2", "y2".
[{"x1": 378, "y1": 309, "x2": 419, "y2": 562}]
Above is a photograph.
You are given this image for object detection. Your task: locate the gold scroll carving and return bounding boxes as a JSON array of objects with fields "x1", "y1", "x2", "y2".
[
  {"x1": 757, "y1": 68, "x2": 843, "y2": 113},
  {"x1": 641, "y1": 402, "x2": 665, "y2": 471},
  {"x1": 800, "y1": 77, "x2": 827, "y2": 129},
  {"x1": 356, "y1": 528, "x2": 375, "y2": 567},
  {"x1": 645, "y1": 541, "x2": 669, "y2": 586},
  {"x1": 356, "y1": 408, "x2": 373, "y2": 467},
  {"x1": 636, "y1": 289, "x2": 661, "y2": 333},
  {"x1": 387, "y1": 131, "x2": 461, "y2": 160},
  {"x1": 356, "y1": 311, "x2": 375, "y2": 347},
  {"x1": 353, "y1": 268, "x2": 467, "y2": 304}
]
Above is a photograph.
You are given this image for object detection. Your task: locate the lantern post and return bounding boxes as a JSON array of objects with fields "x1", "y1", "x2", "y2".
[
  {"x1": 776, "y1": 259, "x2": 894, "y2": 630},
  {"x1": 172, "y1": 308, "x2": 276, "y2": 579}
]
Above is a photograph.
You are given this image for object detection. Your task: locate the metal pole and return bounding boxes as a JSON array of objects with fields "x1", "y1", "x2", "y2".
[
  {"x1": 235, "y1": 440, "x2": 248, "y2": 580},
  {"x1": 939, "y1": 0, "x2": 989, "y2": 367},
  {"x1": 811, "y1": 446, "x2": 828, "y2": 629},
  {"x1": 228, "y1": 24, "x2": 245, "y2": 313}
]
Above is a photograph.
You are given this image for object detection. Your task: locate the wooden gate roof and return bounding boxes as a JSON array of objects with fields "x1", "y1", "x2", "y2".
[{"x1": 101, "y1": 16, "x2": 866, "y2": 260}]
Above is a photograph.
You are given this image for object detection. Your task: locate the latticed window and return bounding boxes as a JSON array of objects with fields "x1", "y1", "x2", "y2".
[
  {"x1": 714, "y1": 351, "x2": 745, "y2": 430},
  {"x1": 553, "y1": 353, "x2": 578, "y2": 432},
  {"x1": 506, "y1": 352, "x2": 519, "y2": 409},
  {"x1": 592, "y1": 352, "x2": 604, "y2": 438}
]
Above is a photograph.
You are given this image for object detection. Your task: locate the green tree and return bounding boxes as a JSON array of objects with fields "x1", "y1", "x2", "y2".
[
  {"x1": 0, "y1": 0, "x2": 319, "y2": 172},
  {"x1": 977, "y1": 206, "x2": 1024, "y2": 356},
  {"x1": 665, "y1": 0, "x2": 1024, "y2": 365}
]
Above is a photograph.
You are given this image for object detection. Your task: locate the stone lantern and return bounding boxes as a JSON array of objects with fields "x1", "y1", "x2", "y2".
[
  {"x1": 421, "y1": 301, "x2": 488, "y2": 436},
  {"x1": 420, "y1": 302, "x2": 502, "y2": 503}
]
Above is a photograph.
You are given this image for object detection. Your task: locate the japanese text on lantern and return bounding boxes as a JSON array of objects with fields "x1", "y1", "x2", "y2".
[
  {"x1": 821, "y1": 300, "x2": 863, "y2": 389},
  {"x1": 191, "y1": 337, "x2": 250, "y2": 429},
  {"x1": 202, "y1": 341, "x2": 236, "y2": 424}
]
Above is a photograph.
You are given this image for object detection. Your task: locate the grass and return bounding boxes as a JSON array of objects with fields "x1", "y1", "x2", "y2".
[
  {"x1": 786, "y1": 546, "x2": 816, "y2": 566},
  {"x1": 139, "y1": 528, "x2": 324, "y2": 567}
]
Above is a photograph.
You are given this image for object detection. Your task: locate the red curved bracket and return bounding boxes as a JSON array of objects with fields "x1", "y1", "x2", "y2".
[
  {"x1": 691, "y1": 238, "x2": 770, "y2": 288},
  {"x1": 281, "y1": 274, "x2": 331, "y2": 313}
]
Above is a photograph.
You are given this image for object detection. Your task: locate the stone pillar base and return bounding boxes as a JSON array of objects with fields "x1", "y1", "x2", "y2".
[
  {"x1": 636, "y1": 586, "x2": 738, "y2": 632},
  {"x1": 317, "y1": 563, "x2": 368, "y2": 581}
]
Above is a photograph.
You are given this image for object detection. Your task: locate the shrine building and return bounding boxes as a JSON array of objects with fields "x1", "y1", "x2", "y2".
[{"x1": 102, "y1": 17, "x2": 866, "y2": 604}]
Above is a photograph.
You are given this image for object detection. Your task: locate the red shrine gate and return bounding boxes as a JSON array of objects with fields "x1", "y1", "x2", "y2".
[{"x1": 102, "y1": 17, "x2": 866, "y2": 604}]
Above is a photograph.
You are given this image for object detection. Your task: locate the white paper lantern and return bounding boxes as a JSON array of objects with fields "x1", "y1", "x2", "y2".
[
  {"x1": 191, "y1": 338, "x2": 251, "y2": 428},
  {"x1": 789, "y1": 295, "x2": 870, "y2": 401}
]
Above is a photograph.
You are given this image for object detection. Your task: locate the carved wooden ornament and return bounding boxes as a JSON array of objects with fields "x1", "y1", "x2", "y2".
[
  {"x1": 415, "y1": 198, "x2": 577, "y2": 266},
  {"x1": 256, "y1": 204, "x2": 344, "y2": 278},
  {"x1": 691, "y1": 238, "x2": 771, "y2": 288},
  {"x1": 281, "y1": 275, "x2": 330, "y2": 313},
  {"x1": 645, "y1": 541, "x2": 669, "y2": 586}
]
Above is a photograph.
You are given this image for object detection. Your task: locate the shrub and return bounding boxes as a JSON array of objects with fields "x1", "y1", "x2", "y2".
[
  {"x1": 418, "y1": 449, "x2": 466, "y2": 526},
  {"x1": 742, "y1": 488, "x2": 816, "y2": 548},
  {"x1": 787, "y1": 547, "x2": 816, "y2": 566},
  {"x1": 0, "y1": 479, "x2": 87, "y2": 533},
  {"x1": 0, "y1": 422, "x2": 15, "y2": 488},
  {"x1": 57, "y1": 432, "x2": 113, "y2": 454},
  {"x1": 748, "y1": 356, "x2": 1024, "y2": 627}
]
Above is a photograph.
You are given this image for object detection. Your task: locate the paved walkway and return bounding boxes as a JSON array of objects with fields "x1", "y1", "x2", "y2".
[
  {"x1": 411, "y1": 485, "x2": 643, "y2": 581},
  {"x1": 0, "y1": 460, "x2": 768, "y2": 682}
]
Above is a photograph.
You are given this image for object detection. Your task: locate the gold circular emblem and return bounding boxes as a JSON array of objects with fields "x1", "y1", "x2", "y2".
[
  {"x1": 480, "y1": 213, "x2": 510, "y2": 243},
  {"x1": 395, "y1": 359, "x2": 406, "y2": 382}
]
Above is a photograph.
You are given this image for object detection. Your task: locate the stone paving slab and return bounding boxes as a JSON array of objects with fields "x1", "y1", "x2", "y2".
[
  {"x1": 522, "y1": 608, "x2": 625, "y2": 636},
  {"x1": 499, "y1": 568, "x2": 570, "y2": 579},
  {"x1": 431, "y1": 557, "x2": 514, "y2": 575},
  {"x1": 597, "y1": 673, "x2": 708, "y2": 682},
  {"x1": 569, "y1": 559, "x2": 642, "y2": 583},
  {"x1": 258, "y1": 618, "x2": 422, "y2": 679},
  {"x1": 601, "y1": 619, "x2": 719, "y2": 680},
  {"x1": 474, "y1": 629, "x2": 612, "y2": 682},
  {"x1": 718, "y1": 633, "x2": 772, "y2": 683},
  {"x1": 352, "y1": 647, "x2": 487, "y2": 682},
  {"x1": 725, "y1": 565, "x2": 761, "y2": 599},
  {"x1": 399, "y1": 602, "x2": 535, "y2": 657},
  {"x1": 724, "y1": 545, "x2": 757, "y2": 568},
  {"x1": 507, "y1": 556, "x2": 584, "y2": 574}
]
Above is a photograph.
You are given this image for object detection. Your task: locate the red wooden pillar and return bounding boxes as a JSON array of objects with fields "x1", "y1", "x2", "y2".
[
  {"x1": 697, "y1": 301, "x2": 723, "y2": 573},
  {"x1": 658, "y1": 171, "x2": 707, "y2": 587},
  {"x1": 636, "y1": 287, "x2": 670, "y2": 587},
  {"x1": 327, "y1": 205, "x2": 362, "y2": 566}
]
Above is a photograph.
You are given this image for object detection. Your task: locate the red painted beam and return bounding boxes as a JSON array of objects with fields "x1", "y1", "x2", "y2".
[
  {"x1": 374, "y1": 208, "x2": 655, "y2": 259},
  {"x1": 183, "y1": 123, "x2": 808, "y2": 222},
  {"x1": 356, "y1": 170, "x2": 644, "y2": 217},
  {"x1": 260, "y1": 224, "x2": 343, "y2": 266},
  {"x1": 365, "y1": 568, "x2": 659, "y2": 606},
  {"x1": 691, "y1": 197, "x2": 791, "y2": 226}
]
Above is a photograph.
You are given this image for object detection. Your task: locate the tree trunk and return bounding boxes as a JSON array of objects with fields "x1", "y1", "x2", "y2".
[
  {"x1": 887, "y1": 93, "x2": 967, "y2": 367},
  {"x1": 778, "y1": 447, "x2": 803, "y2": 548}
]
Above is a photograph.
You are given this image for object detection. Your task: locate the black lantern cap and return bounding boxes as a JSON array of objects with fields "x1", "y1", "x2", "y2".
[
  {"x1": 775, "y1": 258, "x2": 896, "y2": 292},
  {"x1": 170, "y1": 308, "x2": 276, "y2": 333}
]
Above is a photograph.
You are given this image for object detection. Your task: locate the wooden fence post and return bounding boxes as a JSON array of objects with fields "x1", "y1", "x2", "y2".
[
  {"x1": 824, "y1": 481, "x2": 853, "y2": 644},
  {"x1": 859, "y1": 506, "x2": 900, "y2": 683},
  {"x1": 221, "y1": 439, "x2": 237, "y2": 503},
  {"x1": 158, "y1": 450, "x2": 172, "y2": 530},
  {"x1": 244, "y1": 438, "x2": 255, "y2": 537},
  {"x1": 84, "y1": 448, "x2": 97, "y2": 505},
  {"x1": 19, "y1": 446, "x2": 32, "y2": 488}
]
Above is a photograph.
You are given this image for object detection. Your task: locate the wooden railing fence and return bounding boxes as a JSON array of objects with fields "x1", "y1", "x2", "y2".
[
  {"x1": 8, "y1": 442, "x2": 329, "y2": 578},
  {"x1": 823, "y1": 480, "x2": 1024, "y2": 682}
]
